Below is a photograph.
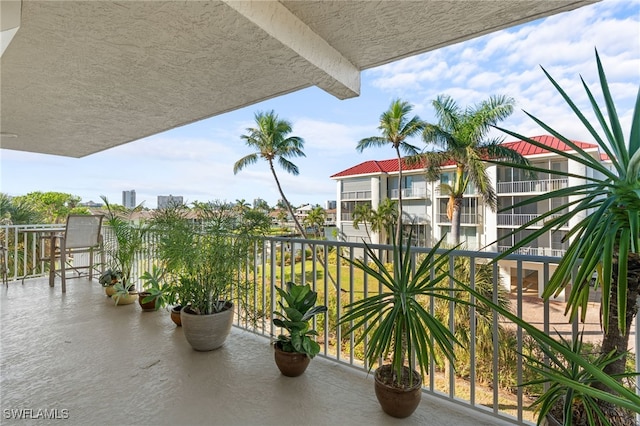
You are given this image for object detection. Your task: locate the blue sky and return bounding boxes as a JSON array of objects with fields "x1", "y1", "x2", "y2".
[{"x1": 1, "y1": 0, "x2": 639, "y2": 209}]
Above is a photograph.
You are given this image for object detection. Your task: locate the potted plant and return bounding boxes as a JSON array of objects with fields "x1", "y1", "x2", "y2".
[
  {"x1": 111, "y1": 280, "x2": 137, "y2": 306},
  {"x1": 100, "y1": 196, "x2": 148, "y2": 300},
  {"x1": 99, "y1": 268, "x2": 122, "y2": 297},
  {"x1": 163, "y1": 201, "x2": 250, "y2": 351},
  {"x1": 339, "y1": 230, "x2": 465, "y2": 418},
  {"x1": 272, "y1": 281, "x2": 327, "y2": 377},
  {"x1": 138, "y1": 265, "x2": 173, "y2": 312}
]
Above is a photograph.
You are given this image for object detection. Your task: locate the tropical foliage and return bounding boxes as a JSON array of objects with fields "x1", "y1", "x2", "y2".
[
  {"x1": 357, "y1": 99, "x2": 424, "y2": 244},
  {"x1": 493, "y1": 49, "x2": 640, "y2": 399},
  {"x1": 421, "y1": 94, "x2": 527, "y2": 245},
  {"x1": 100, "y1": 195, "x2": 148, "y2": 288},
  {"x1": 340, "y1": 230, "x2": 466, "y2": 387},
  {"x1": 234, "y1": 110, "x2": 307, "y2": 237},
  {"x1": 273, "y1": 282, "x2": 328, "y2": 358}
]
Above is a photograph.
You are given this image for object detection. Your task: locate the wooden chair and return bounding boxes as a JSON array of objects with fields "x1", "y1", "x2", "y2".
[{"x1": 51, "y1": 214, "x2": 104, "y2": 292}]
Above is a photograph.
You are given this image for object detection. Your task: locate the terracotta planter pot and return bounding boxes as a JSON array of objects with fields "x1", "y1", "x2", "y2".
[
  {"x1": 138, "y1": 291, "x2": 156, "y2": 311},
  {"x1": 113, "y1": 292, "x2": 138, "y2": 306},
  {"x1": 180, "y1": 302, "x2": 234, "y2": 351},
  {"x1": 104, "y1": 285, "x2": 116, "y2": 297},
  {"x1": 170, "y1": 305, "x2": 182, "y2": 326},
  {"x1": 273, "y1": 343, "x2": 311, "y2": 377},
  {"x1": 374, "y1": 364, "x2": 422, "y2": 418}
]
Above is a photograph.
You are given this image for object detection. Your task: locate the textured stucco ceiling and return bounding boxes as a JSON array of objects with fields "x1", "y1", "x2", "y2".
[{"x1": 0, "y1": 1, "x2": 596, "y2": 158}]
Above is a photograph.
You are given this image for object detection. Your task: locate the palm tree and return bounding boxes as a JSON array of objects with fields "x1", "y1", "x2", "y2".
[
  {"x1": 304, "y1": 206, "x2": 326, "y2": 238},
  {"x1": 421, "y1": 94, "x2": 527, "y2": 245},
  {"x1": 234, "y1": 110, "x2": 307, "y2": 237},
  {"x1": 357, "y1": 99, "x2": 424, "y2": 244},
  {"x1": 351, "y1": 199, "x2": 397, "y2": 244}
]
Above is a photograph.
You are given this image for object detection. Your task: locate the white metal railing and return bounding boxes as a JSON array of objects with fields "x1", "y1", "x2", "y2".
[
  {"x1": 498, "y1": 245, "x2": 566, "y2": 257},
  {"x1": 4, "y1": 224, "x2": 637, "y2": 425},
  {"x1": 437, "y1": 212, "x2": 478, "y2": 224},
  {"x1": 497, "y1": 179, "x2": 568, "y2": 194},
  {"x1": 389, "y1": 187, "x2": 428, "y2": 199},
  {"x1": 340, "y1": 191, "x2": 371, "y2": 200},
  {"x1": 497, "y1": 213, "x2": 568, "y2": 227}
]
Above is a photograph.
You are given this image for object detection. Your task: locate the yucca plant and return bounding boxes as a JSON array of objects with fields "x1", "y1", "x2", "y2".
[
  {"x1": 522, "y1": 331, "x2": 637, "y2": 426},
  {"x1": 340, "y1": 230, "x2": 466, "y2": 389},
  {"x1": 493, "y1": 49, "x2": 640, "y2": 396}
]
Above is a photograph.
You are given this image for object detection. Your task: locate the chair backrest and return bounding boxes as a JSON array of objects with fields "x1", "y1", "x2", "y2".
[{"x1": 64, "y1": 215, "x2": 103, "y2": 249}]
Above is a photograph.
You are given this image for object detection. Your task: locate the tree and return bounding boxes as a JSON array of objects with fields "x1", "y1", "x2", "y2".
[
  {"x1": 0, "y1": 193, "x2": 44, "y2": 224},
  {"x1": 352, "y1": 199, "x2": 398, "y2": 244},
  {"x1": 357, "y1": 99, "x2": 424, "y2": 244},
  {"x1": 304, "y1": 206, "x2": 326, "y2": 238},
  {"x1": 12, "y1": 191, "x2": 89, "y2": 223},
  {"x1": 421, "y1": 94, "x2": 527, "y2": 245},
  {"x1": 234, "y1": 110, "x2": 307, "y2": 237}
]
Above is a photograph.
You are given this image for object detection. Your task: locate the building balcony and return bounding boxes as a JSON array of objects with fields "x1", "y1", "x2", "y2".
[
  {"x1": 437, "y1": 213, "x2": 479, "y2": 225},
  {"x1": 497, "y1": 213, "x2": 568, "y2": 228},
  {"x1": 2, "y1": 276, "x2": 515, "y2": 426},
  {"x1": 496, "y1": 179, "x2": 568, "y2": 194},
  {"x1": 497, "y1": 245, "x2": 566, "y2": 257},
  {"x1": 1, "y1": 224, "x2": 637, "y2": 425},
  {"x1": 389, "y1": 187, "x2": 428, "y2": 199},
  {"x1": 340, "y1": 191, "x2": 372, "y2": 200}
]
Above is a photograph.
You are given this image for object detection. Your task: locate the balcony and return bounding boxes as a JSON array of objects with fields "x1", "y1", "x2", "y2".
[
  {"x1": 496, "y1": 179, "x2": 568, "y2": 194},
  {"x1": 1, "y1": 224, "x2": 637, "y2": 425},
  {"x1": 389, "y1": 187, "x2": 428, "y2": 199},
  {"x1": 2, "y1": 276, "x2": 514, "y2": 426},
  {"x1": 340, "y1": 191, "x2": 371, "y2": 200},
  {"x1": 497, "y1": 214, "x2": 568, "y2": 228},
  {"x1": 498, "y1": 245, "x2": 566, "y2": 257},
  {"x1": 437, "y1": 213, "x2": 479, "y2": 225}
]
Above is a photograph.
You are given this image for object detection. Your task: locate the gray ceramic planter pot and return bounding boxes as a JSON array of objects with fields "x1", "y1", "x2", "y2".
[{"x1": 180, "y1": 302, "x2": 234, "y2": 351}]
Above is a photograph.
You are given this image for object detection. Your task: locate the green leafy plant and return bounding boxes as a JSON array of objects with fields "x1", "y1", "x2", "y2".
[
  {"x1": 340, "y1": 230, "x2": 466, "y2": 388},
  {"x1": 523, "y1": 330, "x2": 637, "y2": 426},
  {"x1": 100, "y1": 195, "x2": 148, "y2": 289},
  {"x1": 152, "y1": 201, "x2": 250, "y2": 315},
  {"x1": 272, "y1": 282, "x2": 327, "y2": 358},
  {"x1": 111, "y1": 280, "x2": 135, "y2": 306},
  {"x1": 492, "y1": 49, "x2": 639, "y2": 396},
  {"x1": 99, "y1": 268, "x2": 122, "y2": 287},
  {"x1": 139, "y1": 266, "x2": 173, "y2": 311},
  {"x1": 463, "y1": 284, "x2": 640, "y2": 422}
]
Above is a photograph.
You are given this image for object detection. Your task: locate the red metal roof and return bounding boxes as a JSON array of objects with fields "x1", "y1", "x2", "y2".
[{"x1": 330, "y1": 135, "x2": 599, "y2": 178}]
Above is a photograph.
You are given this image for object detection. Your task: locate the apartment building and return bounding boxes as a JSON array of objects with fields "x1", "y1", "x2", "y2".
[{"x1": 331, "y1": 135, "x2": 608, "y2": 297}]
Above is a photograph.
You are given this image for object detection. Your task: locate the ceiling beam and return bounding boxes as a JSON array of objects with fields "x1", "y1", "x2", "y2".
[{"x1": 222, "y1": 0, "x2": 360, "y2": 100}]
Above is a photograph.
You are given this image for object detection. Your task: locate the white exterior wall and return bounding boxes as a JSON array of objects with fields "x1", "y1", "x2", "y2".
[{"x1": 484, "y1": 164, "x2": 498, "y2": 251}]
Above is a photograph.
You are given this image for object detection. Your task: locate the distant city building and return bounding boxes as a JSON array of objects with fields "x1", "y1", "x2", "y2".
[
  {"x1": 157, "y1": 195, "x2": 184, "y2": 209},
  {"x1": 325, "y1": 200, "x2": 337, "y2": 210},
  {"x1": 122, "y1": 190, "x2": 136, "y2": 209}
]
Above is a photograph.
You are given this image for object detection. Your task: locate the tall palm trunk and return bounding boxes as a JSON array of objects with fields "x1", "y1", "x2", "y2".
[
  {"x1": 395, "y1": 146, "x2": 403, "y2": 246},
  {"x1": 449, "y1": 196, "x2": 463, "y2": 246},
  {"x1": 269, "y1": 161, "x2": 306, "y2": 238},
  {"x1": 599, "y1": 252, "x2": 640, "y2": 388}
]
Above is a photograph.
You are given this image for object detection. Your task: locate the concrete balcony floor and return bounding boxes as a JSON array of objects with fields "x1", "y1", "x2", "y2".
[{"x1": 1, "y1": 278, "x2": 513, "y2": 426}]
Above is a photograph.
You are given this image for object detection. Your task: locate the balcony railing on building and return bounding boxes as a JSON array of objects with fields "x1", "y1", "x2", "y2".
[
  {"x1": 497, "y1": 213, "x2": 568, "y2": 227},
  {"x1": 389, "y1": 187, "x2": 428, "y2": 199},
  {"x1": 437, "y1": 212, "x2": 479, "y2": 225},
  {"x1": 496, "y1": 178, "x2": 568, "y2": 194},
  {"x1": 2, "y1": 223, "x2": 637, "y2": 426},
  {"x1": 340, "y1": 190, "x2": 371, "y2": 200}
]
